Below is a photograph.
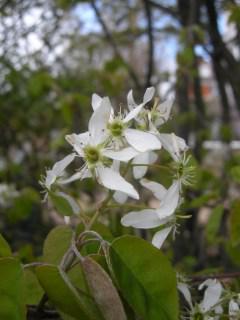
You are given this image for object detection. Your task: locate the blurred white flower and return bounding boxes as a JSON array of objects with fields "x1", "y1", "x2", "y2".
[
  {"x1": 179, "y1": 278, "x2": 224, "y2": 319},
  {"x1": 229, "y1": 299, "x2": 240, "y2": 319}
]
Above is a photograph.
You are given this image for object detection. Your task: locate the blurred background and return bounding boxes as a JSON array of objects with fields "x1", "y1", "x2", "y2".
[{"x1": 1, "y1": 0, "x2": 240, "y2": 273}]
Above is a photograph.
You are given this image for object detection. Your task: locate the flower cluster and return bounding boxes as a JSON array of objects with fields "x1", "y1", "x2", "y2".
[
  {"x1": 41, "y1": 87, "x2": 191, "y2": 248},
  {"x1": 178, "y1": 278, "x2": 240, "y2": 319}
]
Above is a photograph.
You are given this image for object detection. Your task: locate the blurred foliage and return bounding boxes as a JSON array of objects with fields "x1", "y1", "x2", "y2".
[{"x1": 0, "y1": 0, "x2": 240, "y2": 316}]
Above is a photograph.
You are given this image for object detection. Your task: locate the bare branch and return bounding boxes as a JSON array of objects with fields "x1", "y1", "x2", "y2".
[
  {"x1": 90, "y1": 0, "x2": 142, "y2": 90},
  {"x1": 190, "y1": 271, "x2": 240, "y2": 283},
  {"x1": 148, "y1": 0, "x2": 178, "y2": 18},
  {"x1": 143, "y1": 0, "x2": 154, "y2": 88}
]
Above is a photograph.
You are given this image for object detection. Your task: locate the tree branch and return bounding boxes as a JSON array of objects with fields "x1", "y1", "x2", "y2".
[
  {"x1": 148, "y1": 0, "x2": 178, "y2": 18},
  {"x1": 90, "y1": 0, "x2": 142, "y2": 90},
  {"x1": 143, "y1": 0, "x2": 154, "y2": 88},
  {"x1": 190, "y1": 271, "x2": 240, "y2": 283}
]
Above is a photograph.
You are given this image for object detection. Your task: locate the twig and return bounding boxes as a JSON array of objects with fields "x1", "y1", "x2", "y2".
[
  {"x1": 143, "y1": 0, "x2": 154, "y2": 88},
  {"x1": 148, "y1": 0, "x2": 178, "y2": 18},
  {"x1": 90, "y1": 0, "x2": 142, "y2": 90},
  {"x1": 190, "y1": 271, "x2": 240, "y2": 283}
]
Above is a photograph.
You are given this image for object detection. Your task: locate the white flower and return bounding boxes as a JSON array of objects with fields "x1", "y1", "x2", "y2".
[
  {"x1": 178, "y1": 282, "x2": 193, "y2": 309},
  {"x1": 198, "y1": 279, "x2": 223, "y2": 314},
  {"x1": 229, "y1": 299, "x2": 240, "y2": 319},
  {"x1": 93, "y1": 89, "x2": 161, "y2": 153},
  {"x1": 42, "y1": 153, "x2": 76, "y2": 190},
  {"x1": 65, "y1": 98, "x2": 139, "y2": 199},
  {"x1": 121, "y1": 179, "x2": 180, "y2": 248},
  {"x1": 157, "y1": 133, "x2": 188, "y2": 162},
  {"x1": 179, "y1": 279, "x2": 223, "y2": 319},
  {"x1": 149, "y1": 99, "x2": 174, "y2": 128},
  {"x1": 128, "y1": 90, "x2": 173, "y2": 130}
]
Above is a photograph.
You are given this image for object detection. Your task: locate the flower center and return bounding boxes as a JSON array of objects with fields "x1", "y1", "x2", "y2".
[
  {"x1": 84, "y1": 146, "x2": 100, "y2": 165},
  {"x1": 193, "y1": 313, "x2": 204, "y2": 320},
  {"x1": 108, "y1": 120, "x2": 124, "y2": 137}
]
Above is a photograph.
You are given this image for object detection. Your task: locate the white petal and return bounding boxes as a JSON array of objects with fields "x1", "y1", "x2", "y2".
[
  {"x1": 229, "y1": 300, "x2": 239, "y2": 317},
  {"x1": 52, "y1": 153, "x2": 76, "y2": 176},
  {"x1": 158, "y1": 133, "x2": 188, "y2": 161},
  {"x1": 149, "y1": 151, "x2": 158, "y2": 164},
  {"x1": 45, "y1": 170, "x2": 57, "y2": 190},
  {"x1": 140, "y1": 179, "x2": 167, "y2": 201},
  {"x1": 121, "y1": 209, "x2": 160, "y2": 229},
  {"x1": 91, "y1": 93, "x2": 102, "y2": 110},
  {"x1": 177, "y1": 283, "x2": 193, "y2": 309},
  {"x1": 65, "y1": 132, "x2": 90, "y2": 156},
  {"x1": 113, "y1": 191, "x2": 128, "y2": 204},
  {"x1": 132, "y1": 152, "x2": 150, "y2": 179},
  {"x1": 156, "y1": 180, "x2": 180, "y2": 220},
  {"x1": 56, "y1": 191, "x2": 80, "y2": 215},
  {"x1": 125, "y1": 129, "x2": 161, "y2": 152},
  {"x1": 155, "y1": 99, "x2": 174, "y2": 126},
  {"x1": 59, "y1": 167, "x2": 91, "y2": 184},
  {"x1": 88, "y1": 97, "x2": 111, "y2": 144},
  {"x1": 127, "y1": 89, "x2": 136, "y2": 110},
  {"x1": 152, "y1": 226, "x2": 172, "y2": 248},
  {"x1": 199, "y1": 279, "x2": 223, "y2": 313},
  {"x1": 123, "y1": 103, "x2": 144, "y2": 123},
  {"x1": 97, "y1": 167, "x2": 139, "y2": 199},
  {"x1": 64, "y1": 216, "x2": 71, "y2": 225},
  {"x1": 111, "y1": 159, "x2": 120, "y2": 171},
  {"x1": 143, "y1": 87, "x2": 155, "y2": 104},
  {"x1": 102, "y1": 147, "x2": 139, "y2": 162},
  {"x1": 214, "y1": 305, "x2": 223, "y2": 316}
]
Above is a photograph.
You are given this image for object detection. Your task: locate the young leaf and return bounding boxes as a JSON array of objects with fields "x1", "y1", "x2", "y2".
[
  {"x1": 23, "y1": 269, "x2": 44, "y2": 305},
  {"x1": 36, "y1": 264, "x2": 91, "y2": 319},
  {"x1": 81, "y1": 256, "x2": 127, "y2": 320},
  {"x1": 43, "y1": 225, "x2": 73, "y2": 264},
  {"x1": 0, "y1": 257, "x2": 25, "y2": 320},
  {"x1": 68, "y1": 264, "x2": 104, "y2": 320},
  {"x1": 49, "y1": 191, "x2": 77, "y2": 216},
  {"x1": 109, "y1": 235, "x2": 179, "y2": 320},
  {"x1": 0, "y1": 234, "x2": 12, "y2": 257}
]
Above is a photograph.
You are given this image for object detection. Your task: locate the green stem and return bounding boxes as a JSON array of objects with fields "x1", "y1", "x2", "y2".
[
  {"x1": 106, "y1": 203, "x2": 149, "y2": 210},
  {"x1": 130, "y1": 163, "x2": 172, "y2": 171}
]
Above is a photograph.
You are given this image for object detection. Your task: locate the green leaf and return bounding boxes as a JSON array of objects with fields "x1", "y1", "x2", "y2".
[
  {"x1": 109, "y1": 235, "x2": 179, "y2": 320},
  {"x1": 230, "y1": 200, "x2": 240, "y2": 246},
  {"x1": 68, "y1": 264, "x2": 104, "y2": 320},
  {"x1": 230, "y1": 166, "x2": 240, "y2": 184},
  {"x1": 82, "y1": 256, "x2": 127, "y2": 320},
  {"x1": 226, "y1": 242, "x2": 240, "y2": 266},
  {"x1": 205, "y1": 205, "x2": 224, "y2": 244},
  {"x1": 23, "y1": 269, "x2": 44, "y2": 305},
  {"x1": 49, "y1": 191, "x2": 75, "y2": 216},
  {"x1": 43, "y1": 226, "x2": 73, "y2": 264},
  {"x1": 36, "y1": 264, "x2": 91, "y2": 319},
  {"x1": 0, "y1": 234, "x2": 12, "y2": 257},
  {"x1": 0, "y1": 257, "x2": 25, "y2": 320}
]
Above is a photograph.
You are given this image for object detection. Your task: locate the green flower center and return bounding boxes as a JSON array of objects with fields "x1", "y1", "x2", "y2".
[
  {"x1": 84, "y1": 146, "x2": 100, "y2": 165},
  {"x1": 108, "y1": 120, "x2": 124, "y2": 137},
  {"x1": 193, "y1": 313, "x2": 204, "y2": 320}
]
